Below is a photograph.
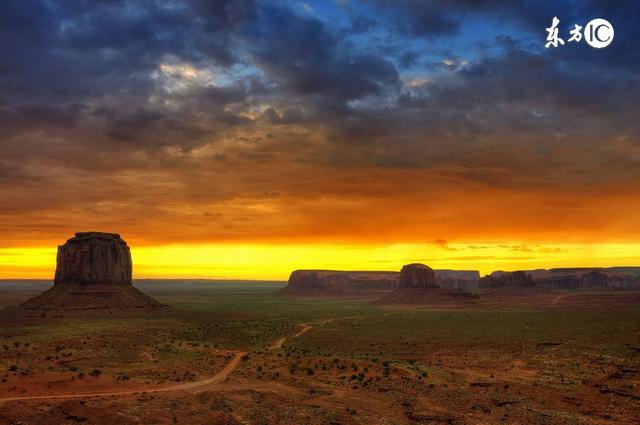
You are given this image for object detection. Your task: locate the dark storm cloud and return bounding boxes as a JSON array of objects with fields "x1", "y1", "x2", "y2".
[
  {"x1": 405, "y1": 37, "x2": 637, "y2": 118},
  {"x1": 370, "y1": 0, "x2": 461, "y2": 37},
  {"x1": 1, "y1": 0, "x2": 639, "y2": 245},
  {"x1": 247, "y1": 6, "x2": 399, "y2": 102},
  {"x1": 0, "y1": 0, "x2": 255, "y2": 106},
  {"x1": 370, "y1": 0, "x2": 638, "y2": 65}
]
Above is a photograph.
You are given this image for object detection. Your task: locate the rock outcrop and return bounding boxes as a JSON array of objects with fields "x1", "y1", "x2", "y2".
[
  {"x1": 378, "y1": 263, "x2": 478, "y2": 304},
  {"x1": 283, "y1": 267, "x2": 481, "y2": 296},
  {"x1": 16, "y1": 232, "x2": 165, "y2": 315},
  {"x1": 435, "y1": 269, "x2": 480, "y2": 290},
  {"x1": 479, "y1": 271, "x2": 535, "y2": 290},
  {"x1": 399, "y1": 263, "x2": 437, "y2": 289},
  {"x1": 54, "y1": 232, "x2": 132, "y2": 286},
  {"x1": 283, "y1": 270, "x2": 399, "y2": 296},
  {"x1": 479, "y1": 268, "x2": 640, "y2": 291},
  {"x1": 533, "y1": 268, "x2": 640, "y2": 290}
]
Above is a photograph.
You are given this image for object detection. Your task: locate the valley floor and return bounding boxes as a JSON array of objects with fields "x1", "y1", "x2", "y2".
[{"x1": 0, "y1": 281, "x2": 639, "y2": 424}]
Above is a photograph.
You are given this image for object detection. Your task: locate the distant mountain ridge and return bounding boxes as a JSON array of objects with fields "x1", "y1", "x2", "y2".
[
  {"x1": 283, "y1": 268, "x2": 480, "y2": 295},
  {"x1": 482, "y1": 267, "x2": 640, "y2": 290},
  {"x1": 284, "y1": 266, "x2": 640, "y2": 296}
]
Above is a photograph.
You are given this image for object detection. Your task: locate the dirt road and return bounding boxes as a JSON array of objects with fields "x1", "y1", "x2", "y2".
[
  {"x1": 269, "y1": 323, "x2": 313, "y2": 350},
  {"x1": 0, "y1": 319, "x2": 329, "y2": 404},
  {"x1": 0, "y1": 351, "x2": 246, "y2": 404},
  {"x1": 267, "y1": 317, "x2": 341, "y2": 350}
]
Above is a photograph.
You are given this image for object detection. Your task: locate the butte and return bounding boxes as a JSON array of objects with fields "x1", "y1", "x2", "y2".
[
  {"x1": 16, "y1": 232, "x2": 165, "y2": 316},
  {"x1": 378, "y1": 263, "x2": 478, "y2": 304}
]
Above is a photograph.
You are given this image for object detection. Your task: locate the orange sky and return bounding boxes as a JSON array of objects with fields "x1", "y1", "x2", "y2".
[
  {"x1": 2, "y1": 242, "x2": 640, "y2": 281},
  {"x1": 1, "y1": 165, "x2": 640, "y2": 279},
  {"x1": 2, "y1": 152, "x2": 640, "y2": 279},
  {"x1": 1, "y1": 1, "x2": 639, "y2": 279}
]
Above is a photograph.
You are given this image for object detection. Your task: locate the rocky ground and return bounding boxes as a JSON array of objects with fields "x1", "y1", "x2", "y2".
[{"x1": 0, "y1": 281, "x2": 639, "y2": 424}]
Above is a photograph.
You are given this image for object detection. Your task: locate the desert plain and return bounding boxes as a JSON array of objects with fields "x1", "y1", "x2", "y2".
[{"x1": 1, "y1": 279, "x2": 639, "y2": 425}]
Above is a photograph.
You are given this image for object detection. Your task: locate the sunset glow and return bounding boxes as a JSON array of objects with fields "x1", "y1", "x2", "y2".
[
  {"x1": 1, "y1": 1, "x2": 638, "y2": 280},
  {"x1": 2, "y1": 243, "x2": 640, "y2": 280}
]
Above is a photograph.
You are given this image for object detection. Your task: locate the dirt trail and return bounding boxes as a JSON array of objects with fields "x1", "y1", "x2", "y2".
[
  {"x1": 0, "y1": 351, "x2": 246, "y2": 404},
  {"x1": 269, "y1": 323, "x2": 313, "y2": 350},
  {"x1": 0, "y1": 316, "x2": 356, "y2": 404},
  {"x1": 268, "y1": 317, "x2": 342, "y2": 350}
]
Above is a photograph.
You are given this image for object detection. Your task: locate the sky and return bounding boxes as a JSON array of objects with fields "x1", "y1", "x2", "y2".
[{"x1": 0, "y1": 0, "x2": 639, "y2": 279}]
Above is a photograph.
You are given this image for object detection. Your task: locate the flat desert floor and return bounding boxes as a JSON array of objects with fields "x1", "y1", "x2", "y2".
[{"x1": 0, "y1": 280, "x2": 639, "y2": 424}]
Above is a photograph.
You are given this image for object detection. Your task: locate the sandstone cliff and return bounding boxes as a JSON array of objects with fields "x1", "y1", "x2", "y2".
[
  {"x1": 479, "y1": 271, "x2": 535, "y2": 290},
  {"x1": 284, "y1": 267, "x2": 481, "y2": 296},
  {"x1": 283, "y1": 270, "x2": 399, "y2": 296},
  {"x1": 399, "y1": 263, "x2": 437, "y2": 289},
  {"x1": 479, "y1": 268, "x2": 640, "y2": 290},
  {"x1": 435, "y1": 269, "x2": 480, "y2": 290},
  {"x1": 377, "y1": 263, "x2": 479, "y2": 304},
  {"x1": 54, "y1": 232, "x2": 132, "y2": 286},
  {"x1": 16, "y1": 232, "x2": 165, "y2": 315}
]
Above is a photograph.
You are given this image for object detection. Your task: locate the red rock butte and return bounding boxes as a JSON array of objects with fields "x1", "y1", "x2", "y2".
[
  {"x1": 54, "y1": 232, "x2": 132, "y2": 286},
  {"x1": 18, "y1": 232, "x2": 165, "y2": 314},
  {"x1": 378, "y1": 263, "x2": 478, "y2": 304},
  {"x1": 282, "y1": 267, "x2": 480, "y2": 296},
  {"x1": 399, "y1": 263, "x2": 437, "y2": 289}
]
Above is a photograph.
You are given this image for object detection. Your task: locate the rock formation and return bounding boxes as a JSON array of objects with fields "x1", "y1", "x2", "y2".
[
  {"x1": 284, "y1": 263, "x2": 640, "y2": 300},
  {"x1": 54, "y1": 232, "x2": 132, "y2": 286},
  {"x1": 479, "y1": 268, "x2": 640, "y2": 291},
  {"x1": 479, "y1": 271, "x2": 535, "y2": 290},
  {"x1": 435, "y1": 269, "x2": 480, "y2": 290},
  {"x1": 16, "y1": 232, "x2": 165, "y2": 315},
  {"x1": 378, "y1": 263, "x2": 478, "y2": 304},
  {"x1": 283, "y1": 270, "x2": 399, "y2": 296},
  {"x1": 283, "y1": 266, "x2": 480, "y2": 296},
  {"x1": 399, "y1": 263, "x2": 437, "y2": 289}
]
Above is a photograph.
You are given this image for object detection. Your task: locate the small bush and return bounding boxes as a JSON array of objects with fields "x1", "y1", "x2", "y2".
[{"x1": 88, "y1": 369, "x2": 102, "y2": 377}]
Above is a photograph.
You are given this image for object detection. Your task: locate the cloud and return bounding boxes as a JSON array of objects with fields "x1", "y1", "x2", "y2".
[
  {"x1": 431, "y1": 239, "x2": 458, "y2": 251},
  {"x1": 247, "y1": 6, "x2": 400, "y2": 102},
  {"x1": 0, "y1": 0, "x2": 638, "y2": 247},
  {"x1": 370, "y1": 0, "x2": 461, "y2": 37}
]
